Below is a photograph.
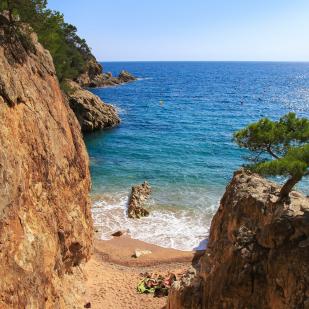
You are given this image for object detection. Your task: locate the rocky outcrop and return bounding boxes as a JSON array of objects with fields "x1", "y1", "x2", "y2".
[
  {"x1": 67, "y1": 80, "x2": 120, "y2": 132},
  {"x1": 168, "y1": 170, "x2": 309, "y2": 309},
  {"x1": 0, "y1": 17, "x2": 92, "y2": 308},
  {"x1": 128, "y1": 181, "x2": 151, "y2": 218},
  {"x1": 76, "y1": 56, "x2": 103, "y2": 86},
  {"x1": 76, "y1": 56, "x2": 136, "y2": 88}
]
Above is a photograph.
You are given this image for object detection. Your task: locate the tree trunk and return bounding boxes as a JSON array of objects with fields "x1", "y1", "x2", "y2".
[{"x1": 279, "y1": 175, "x2": 302, "y2": 200}]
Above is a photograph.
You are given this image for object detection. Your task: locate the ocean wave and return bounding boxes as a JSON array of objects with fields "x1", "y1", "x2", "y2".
[
  {"x1": 136, "y1": 77, "x2": 153, "y2": 81},
  {"x1": 91, "y1": 192, "x2": 213, "y2": 251}
]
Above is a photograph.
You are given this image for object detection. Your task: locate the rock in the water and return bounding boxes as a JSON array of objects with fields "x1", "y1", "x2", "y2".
[
  {"x1": 134, "y1": 249, "x2": 152, "y2": 258},
  {"x1": 76, "y1": 58, "x2": 136, "y2": 88},
  {"x1": 112, "y1": 230, "x2": 124, "y2": 237},
  {"x1": 167, "y1": 169, "x2": 309, "y2": 309},
  {"x1": 128, "y1": 181, "x2": 151, "y2": 219},
  {"x1": 118, "y1": 70, "x2": 136, "y2": 83},
  {"x1": 67, "y1": 80, "x2": 120, "y2": 132}
]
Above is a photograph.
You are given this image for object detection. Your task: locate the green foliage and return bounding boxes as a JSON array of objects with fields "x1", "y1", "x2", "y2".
[
  {"x1": 253, "y1": 144, "x2": 309, "y2": 178},
  {"x1": 234, "y1": 113, "x2": 309, "y2": 197},
  {"x1": 234, "y1": 112, "x2": 309, "y2": 160},
  {"x1": 1, "y1": 0, "x2": 92, "y2": 85}
]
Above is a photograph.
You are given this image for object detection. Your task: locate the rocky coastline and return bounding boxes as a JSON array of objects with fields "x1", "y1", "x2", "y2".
[
  {"x1": 67, "y1": 56, "x2": 135, "y2": 133},
  {"x1": 1, "y1": 9, "x2": 308, "y2": 309},
  {"x1": 67, "y1": 80, "x2": 120, "y2": 132},
  {"x1": 76, "y1": 56, "x2": 136, "y2": 88}
]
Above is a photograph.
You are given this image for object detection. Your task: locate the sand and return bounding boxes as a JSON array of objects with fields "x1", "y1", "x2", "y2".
[{"x1": 82, "y1": 237, "x2": 195, "y2": 309}]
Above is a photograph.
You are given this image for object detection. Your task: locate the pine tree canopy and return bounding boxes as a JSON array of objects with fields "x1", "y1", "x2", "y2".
[{"x1": 234, "y1": 112, "x2": 309, "y2": 199}]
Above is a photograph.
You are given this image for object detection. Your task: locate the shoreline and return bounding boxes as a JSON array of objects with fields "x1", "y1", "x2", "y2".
[{"x1": 92, "y1": 236, "x2": 195, "y2": 267}]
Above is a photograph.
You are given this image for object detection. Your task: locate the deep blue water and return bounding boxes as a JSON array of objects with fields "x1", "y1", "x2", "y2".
[{"x1": 85, "y1": 62, "x2": 309, "y2": 250}]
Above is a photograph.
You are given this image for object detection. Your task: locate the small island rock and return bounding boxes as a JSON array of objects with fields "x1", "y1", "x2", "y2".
[{"x1": 128, "y1": 181, "x2": 151, "y2": 219}]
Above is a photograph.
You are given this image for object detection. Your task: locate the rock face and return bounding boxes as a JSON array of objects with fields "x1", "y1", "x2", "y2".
[
  {"x1": 67, "y1": 80, "x2": 120, "y2": 132},
  {"x1": 168, "y1": 170, "x2": 309, "y2": 309},
  {"x1": 128, "y1": 181, "x2": 151, "y2": 219},
  {"x1": 76, "y1": 57, "x2": 136, "y2": 88},
  {"x1": 0, "y1": 17, "x2": 93, "y2": 308}
]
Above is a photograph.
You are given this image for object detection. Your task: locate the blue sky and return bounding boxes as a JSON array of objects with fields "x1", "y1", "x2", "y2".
[{"x1": 48, "y1": 0, "x2": 309, "y2": 61}]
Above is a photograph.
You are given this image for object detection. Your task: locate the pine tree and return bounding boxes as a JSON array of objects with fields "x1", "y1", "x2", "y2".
[{"x1": 234, "y1": 113, "x2": 309, "y2": 200}]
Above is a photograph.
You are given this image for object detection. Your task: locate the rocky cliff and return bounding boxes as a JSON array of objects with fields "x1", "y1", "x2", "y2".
[
  {"x1": 168, "y1": 170, "x2": 309, "y2": 309},
  {"x1": 67, "y1": 80, "x2": 120, "y2": 132},
  {"x1": 0, "y1": 17, "x2": 93, "y2": 308}
]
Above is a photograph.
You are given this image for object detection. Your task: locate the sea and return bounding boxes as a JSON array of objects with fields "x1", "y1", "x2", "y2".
[{"x1": 85, "y1": 62, "x2": 309, "y2": 251}]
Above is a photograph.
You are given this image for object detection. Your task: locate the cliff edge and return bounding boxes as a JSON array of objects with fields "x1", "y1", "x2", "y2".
[
  {"x1": 0, "y1": 17, "x2": 93, "y2": 308},
  {"x1": 168, "y1": 170, "x2": 309, "y2": 309}
]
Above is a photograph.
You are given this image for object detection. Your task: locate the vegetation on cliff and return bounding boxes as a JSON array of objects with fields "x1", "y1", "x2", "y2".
[
  {"x1": 234, "y1": 112, "x2": 309, "y2": 199},
  {"x1": 0, "y1": 0, "x2": 92, "y2": 85}
]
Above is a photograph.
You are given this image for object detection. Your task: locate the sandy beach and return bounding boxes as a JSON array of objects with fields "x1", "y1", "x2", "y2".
[{"x1": 83, "y1": 237, "x2": 195, "y2": 309}]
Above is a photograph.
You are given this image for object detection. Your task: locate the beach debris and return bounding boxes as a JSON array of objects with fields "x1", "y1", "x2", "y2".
[
  {"x1": 128, "y1": 181, "x2": 151, "y2": 219},
  {"x1": 133, "y1": 249, "x2": 152, "y2": 258},
  {"x1": 137, "y1": 272, "x2": 176, "y2": 297},
  {"x1": 84, "y1": 302, "x2": 91, "y2": 308}
]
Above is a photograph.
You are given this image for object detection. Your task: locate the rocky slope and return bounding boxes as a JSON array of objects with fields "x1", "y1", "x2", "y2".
[
  {"x1": 76, "y1": 56, "x2": 136, "y2": 88},
  {"x1": 67, "y1": 80, "x2": 120, "y2": 132},
  {"x1": 0, "y1": 17, "x2": 93, "y2": 308},
  {"x1": 168, "y1": 170, "x2": 309, "y2": 309}
]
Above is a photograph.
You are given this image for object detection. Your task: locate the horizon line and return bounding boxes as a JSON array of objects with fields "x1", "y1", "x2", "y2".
[{"x1": 99, "y1": 60, "x2": 309, "y2": 63}]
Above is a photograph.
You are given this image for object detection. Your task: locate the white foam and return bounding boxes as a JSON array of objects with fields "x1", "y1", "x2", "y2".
[{"x1": 91, "y1": 192, "x2": 214, "y2": 251}]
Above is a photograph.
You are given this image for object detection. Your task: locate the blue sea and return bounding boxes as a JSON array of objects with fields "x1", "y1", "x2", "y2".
[{"x1": 85, "y1": 62, "x2": 309, "y2": 250}]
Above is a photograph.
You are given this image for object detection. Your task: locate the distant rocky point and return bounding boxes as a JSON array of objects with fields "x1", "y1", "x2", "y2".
[
  {"x1": 76, "y1": 57, "x2": 136, "y2": 88},
  {"x1": 67, "y1": 56, "x2": 135, "y2": 132}
]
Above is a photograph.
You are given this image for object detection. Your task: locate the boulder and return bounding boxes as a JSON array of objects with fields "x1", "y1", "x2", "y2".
[
  {"x1": 134, "y1": 249, "x2": 152, "y2": 258},
  {"x1": 67, "y1": 80, "x2": 120, "y2": 132},
  {"x1": 76, "y1": 59, "x2": 136, "y2": 88},
  {"x1": 118, "y1": 70, "x2": 136, "y2": 83},
  {"x1": 128, "y1": 181, "x2": 151, "y2": 219},
  {"x1": 167, "y1": 170, "x2": 309, "y2": 309}
]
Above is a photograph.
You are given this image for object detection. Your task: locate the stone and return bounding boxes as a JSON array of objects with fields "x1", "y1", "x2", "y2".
[
  {"x1": 111, "y1": 230, "x2": 124, "y2": 237},
  {"x1": 134, "y1": 249, "x2": 152, "y2": 258},
  {"x1": 118, "y1": 70, "x2": 136, "y2": 83},
  {"x1": 76, "y1": 59, "x2": 136, "y2": 88},
  {"x1": 128, "y1": 181, "x2": 151, "y2": 219},
  {"x1": 67, "y1": 80, "x2": 120, "y2": 132},
  {"x1": 167, "y1": 170, "x2": 309, "y2": 309}
]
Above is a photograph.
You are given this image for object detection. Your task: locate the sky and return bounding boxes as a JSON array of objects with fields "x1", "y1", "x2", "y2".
[{"x1": 48, "y1": 0, "x2": 309, "y2": 62}]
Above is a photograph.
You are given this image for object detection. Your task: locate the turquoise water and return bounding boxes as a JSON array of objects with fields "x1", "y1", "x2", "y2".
[{"x1": 85, "y1": 62, "x2": 309, "y2": 250}]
